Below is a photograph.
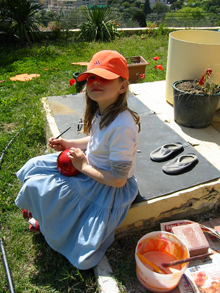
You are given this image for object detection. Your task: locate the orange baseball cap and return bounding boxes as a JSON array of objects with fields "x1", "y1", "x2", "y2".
[{"x1": 77, "y1": 50, "x2": 129, "y2": 82}]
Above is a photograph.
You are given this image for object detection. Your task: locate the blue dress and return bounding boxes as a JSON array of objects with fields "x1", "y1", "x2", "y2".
[{"x1": 15, "y1": 112, "x2": 139, "y2": 270}]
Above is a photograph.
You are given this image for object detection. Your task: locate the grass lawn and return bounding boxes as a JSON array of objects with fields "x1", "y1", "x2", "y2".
[{"x1": 0, "y1": 32, "x2": 169, "y2": 292}]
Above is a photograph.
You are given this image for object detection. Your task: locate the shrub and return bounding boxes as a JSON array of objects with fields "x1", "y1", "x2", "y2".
[
  {"x1": 78, "y1": 6, "x2": 120, "y2": 42},
  {"x1": 0, "y1": 0, "x2": 42, "y2": 44}
]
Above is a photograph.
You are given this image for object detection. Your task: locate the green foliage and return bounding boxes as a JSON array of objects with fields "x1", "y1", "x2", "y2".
[
  {"x1": 78, "y1": 6, "x2": 120, "y2": 42},
  {"x1": 165, "y1": 7, "x2": 209, "y2": 26},
  {"x1": 37, "y1": 7, "x2": 82, "y2": 40},
  {"x1": 132, "y1": 9, "x2": 146, "y2": 27},
  {"x1": 170, "y1": 1, "x2": 183, "y2": 10},
  {"x1": 134, "y1": 0, "x2": 142, "y2": 8},
  {"x1": 122, "y1": 1, "x2": 130, "y2": 8},
  {"x1": 143, "y1": 0, "x2": 152, "y2": 15},
  {"x1": 49, "y1": 7, "x2": 69, "y2": 39},
  {"x1": 36, "y1": 9, "x2": 56, "y2": 27},
  {"x1": 121, "y1": 7, "x2": 133, "y2": 20},
  {"x1": 200, "y1": 75, "x2": 220, "y2": 95},
  {"x1": 64, "y1": 7, "x2": 86, "y2": 29},
  {"x1": 0, "y1": 0, "x2": 43, "y2": 44},
  {"x1": 109, "y1": 0, "x2": 220, "y2": 27},
  {"x1": 153, "y1": 2, "x2": 169, "y2": 14}
]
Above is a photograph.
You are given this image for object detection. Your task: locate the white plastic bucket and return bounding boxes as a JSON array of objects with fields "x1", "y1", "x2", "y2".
[
  {"x1": 135, "y1": 231, "x2": 190, "y2": 293},
  {"x1": 165, "y1": 30, "x2": 220, "y2": 109}
]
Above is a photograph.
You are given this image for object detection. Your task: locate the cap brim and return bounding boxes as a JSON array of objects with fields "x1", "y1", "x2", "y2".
[{"x1": 77, "y1": 68, "x2": 120, "y2": 82}]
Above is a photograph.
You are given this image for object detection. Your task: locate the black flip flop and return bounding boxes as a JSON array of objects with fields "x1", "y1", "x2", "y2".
[
  {"x1": 162, "y1": 153, "x2": 198, "y2": 174},
  {"x1": 150, "y1": 142, "x2": 183, "y2": 162}
]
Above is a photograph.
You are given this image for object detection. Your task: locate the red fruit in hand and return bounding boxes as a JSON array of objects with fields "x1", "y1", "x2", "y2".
[{"x1": 57, "y1": 149, "x2": 79, "y2": 176}]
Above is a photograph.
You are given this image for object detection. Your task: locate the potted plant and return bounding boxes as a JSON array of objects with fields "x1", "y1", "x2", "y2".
[
  {"x1": 126, "y1": 56, "x2": 149, "y2": 83},
  {"x1": 172, "y1": 69, "x2": 220, "y2": 128}
]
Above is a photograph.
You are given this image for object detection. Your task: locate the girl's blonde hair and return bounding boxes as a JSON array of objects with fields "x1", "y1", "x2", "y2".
[{"x1": 82, "y1": 78, "x2": 141, "y2": 135}]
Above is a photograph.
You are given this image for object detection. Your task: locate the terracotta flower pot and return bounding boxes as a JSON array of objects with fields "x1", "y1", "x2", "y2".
[
  {"x1": 172, "y1": 80, "x2": 220, "y2": 128},
  {"x1": 126, "y1": 56, "x2": 149, "y2": 83}
]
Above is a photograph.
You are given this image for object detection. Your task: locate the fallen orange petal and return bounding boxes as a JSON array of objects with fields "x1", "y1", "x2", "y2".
[{"x1": 10, "y1": 74, "x2": 40, "y2": 81}]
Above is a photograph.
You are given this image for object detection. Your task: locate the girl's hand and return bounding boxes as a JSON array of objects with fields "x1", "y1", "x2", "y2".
[
  {"x1": 49, "y1": 137, "x2": 68, "y2": 151},
  {"x1": 68, "y1": 148, "x2": 88, "y2": 171},
  {"x1": 69, "y1": 148, "x2": 126, "y2": 187}
]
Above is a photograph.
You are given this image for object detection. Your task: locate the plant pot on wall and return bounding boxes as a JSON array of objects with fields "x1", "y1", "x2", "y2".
[
  {"x1": 165, "y1": 30, "x2": 220, "y2": 110},
  {"x1": 126, "y1": 56, "x2": 149, "y2": 83},
  {"x1": 172, "y1": 80, "x2": 220, "y2": 128}
]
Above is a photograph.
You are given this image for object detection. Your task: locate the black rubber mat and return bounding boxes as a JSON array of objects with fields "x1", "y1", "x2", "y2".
[{"x1": 47, "y1": 93, "x2": 220, "y2": 203}]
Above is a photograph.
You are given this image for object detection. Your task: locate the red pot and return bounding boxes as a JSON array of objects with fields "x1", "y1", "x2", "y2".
[{"x1": 57, "y1": 149, "x2": 79, "y2": 176}]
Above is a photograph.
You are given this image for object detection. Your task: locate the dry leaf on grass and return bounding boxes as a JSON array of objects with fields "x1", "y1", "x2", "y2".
[
  {"x1": 71, "y1": 62, "x2": 89, "y2": 66},
  {"x1": 10, "y1": 74, "x2": 40, "y2": 81}
]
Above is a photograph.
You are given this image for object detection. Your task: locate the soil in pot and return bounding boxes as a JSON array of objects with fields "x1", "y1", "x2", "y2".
[
  {"x1": 176, "y1": 80, "x2": 220, "y2": 95},
  {"x1": 173, "y1": 80, "x2": 220, "y2": 128}
]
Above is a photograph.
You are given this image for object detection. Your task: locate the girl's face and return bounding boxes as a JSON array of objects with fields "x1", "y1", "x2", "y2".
[{"x1": 86, "y1": 74, "x2": 128, "y2": 114}]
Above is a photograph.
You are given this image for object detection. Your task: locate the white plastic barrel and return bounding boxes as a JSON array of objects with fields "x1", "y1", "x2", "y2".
[{"x1": 165, "y1": 30, "x2": 220, "y2": 109}]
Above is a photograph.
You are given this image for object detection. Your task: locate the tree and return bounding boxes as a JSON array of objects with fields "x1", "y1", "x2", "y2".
[
  {"x1": 134, "y1": 0, "x2": 142, "y2": 8},
  {"x1": 170, "y1": 1, "x2": 183, "y2": 10},
  {"x1": 36, "y1": 9, "x2": 56, "y2": 27},
  {"x1": 122, "y1": 2, "x2": 130, "y2": 8},
  {"x1": 153, "y1": 2, "x2": 169, "y2": 14},
  {"x1": 143, "y1": 0, "x2": 152, "y2": 15},
  {"x1": 132, "y1": 9, "x2": 146, "y2": 26},
  {"x1": 122, "y1": 7, "x2": 133, "y2": 19}
]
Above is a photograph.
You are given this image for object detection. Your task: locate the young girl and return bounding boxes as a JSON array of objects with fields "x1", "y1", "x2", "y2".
[{"x1": 15, "y1": 50, "x2": 141, "y2": 270}]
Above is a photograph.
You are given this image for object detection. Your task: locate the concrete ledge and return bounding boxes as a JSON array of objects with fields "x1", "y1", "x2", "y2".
[
  {"x1": 94, "y1": 256, "x2": 120, "y2": 293},
  {"x1": 116, "y1": 178, "x2": 220, "y2": 236}
]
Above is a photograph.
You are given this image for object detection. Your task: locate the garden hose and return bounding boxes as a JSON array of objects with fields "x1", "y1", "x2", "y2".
[
  {"x1": 0, "y1": 230, "x2": 16, "y2": 293},
  {"x1": 0, "y1": 128, "x2": 24, "y2": 292},
  {"x1": 0, "y1": 128, "x2": 24, "y2": 168}
]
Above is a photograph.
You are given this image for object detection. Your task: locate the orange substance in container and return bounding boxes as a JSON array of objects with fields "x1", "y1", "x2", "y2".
[
  {"x1": 135, "y1": 231, "x2": 190, "y2": 292},
  {"x1": 142, "y1": 251, "x2": 181, "y2": 274}
]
